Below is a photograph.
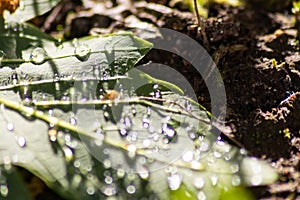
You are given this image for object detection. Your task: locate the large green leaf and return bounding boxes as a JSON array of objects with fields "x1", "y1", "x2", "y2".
[
  {"x1": 0, "y1": 25, "x2": 277, "y2": 200},
  {"x1": 3, "y1": 0, "x2": 61, "y2": 22}
]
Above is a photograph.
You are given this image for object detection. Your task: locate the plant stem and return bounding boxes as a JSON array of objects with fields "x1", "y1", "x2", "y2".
[{"x1": 193, "y1": 0, "x2": 209, "y2": 49}]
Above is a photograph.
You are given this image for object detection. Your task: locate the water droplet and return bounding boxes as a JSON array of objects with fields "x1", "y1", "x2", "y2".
[
  {"x1": 142, "y1": 118, "x2": 150, "y2": 128},
  {"x1": 119, "y1": 127, "x2": 128, "y2": 137},
  {"x1": 250, "y1": 175, "x2": 262, "y2": 186},
  {"x1": 123, "y1": 116, "x2": 132, "y2": 128},
  {"x1": 48, "y1": 128, "x2": 57, "y2": 142},
  {"x1": 191, "y1": 160, "x2": 204, "y2": 170},
  {"x1": 102, "y1": 185, "x2": 116, "y2": 196},
  {"x1": 167, "y1": 173, "x2": 182, "y2": 190},
  {"x1": 231, "y1": 175, "x2": 241, "y2": 186},
  {"x1": 102, "y1": 72, "x2": 108, "y2": 81},
  {"x1": 210, "y1": 174, "x2": 218, "y2": 186},
  {"x1": 126, "y1": 144, "x2": 137, "y2": 158},
  {"x1": 3, "y1": 156, "x2": 12, "y2": 172},
  {"x1": 105, "y1": 176, "x2": 113, "y2": 185},
  {"x1": 182, "y1": 150, "x2": 193, "y2": 162},
  {"x1": 0, "y1": 185, "x2": 8, "y2": 197},
  {"x1": 197, "y1": 191, "x2": 206, "y2": 200},
  {"x1": 194, "y1": 177, "x2": 205, "y2": 189},
  {"x1": 103, "y1": 159, "x2": 111, "y2": 169},
  {"x1": 185, "y1": 100, "x2": 192, "y2": 111},
  {"x1": 11, "y1": 71, "x2": 18, "y2": 85},
  {"x1": 153, "y1": 83, "x2": 159, "y2": 90},
  {"x1": 70, "y1": 117, "x2": 77, "y2": 125},
  {"x1": 117, "y1": 169, "x2": 125, "y2": 178},
  {"x1": 230, "y1": 164, "x2": 239, "y2": 173},
  {"x1": 74, "y1": 160, "x2": 81, "y2": 168},
  {"x1": 142, "y1": 139, "x2": 151, "y2": 147},
  {"x1": 17, "y1": 136, "x2": 26, "y2": 147},
  {"x1": 71, "y1": 174, "x2": 82, "y2": 188},
  {"x1": 199, "y1": 141, "x2": 210, "y2": 152},
  {"x1": 86, "y1": 186, "x2": 95, "y2": 195},
  {"x1": 138, "y1": 166, "x2": 149, "y2": 179},
  {"x1": 188, "y1": 132, "x2": 197, "y2": 140},
  {"x1": 126, "y1": 185, "x2": 136, "y2": 194},
  {"x1": 103, "y1": 111, "x2": 110, "y2": 121},
  {"x1": 7, "y1": 122, "x2": 14, "y2": 131},
  {"x1": 74, "y1": 43, "x2": 91, "y2": 61},
  {"x1": 30, "y1": 47, "x2": 47, "y2": 64},
  {"x1": 131, "y1": 106, "x2": 136, "y2": 116},
  {"x1": 85, "y1": 164, "x2": 93, "y2": 172},
  {"x1": 213, "y1": 150, "x2": 222, "y2": 158},
  {"x1": 63, "y1": 147, "x2": 73, "y2": 162}
]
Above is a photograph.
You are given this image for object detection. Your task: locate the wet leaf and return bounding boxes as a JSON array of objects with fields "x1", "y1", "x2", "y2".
[{"x1": 0, "y1": 24, "x2": 277, "y2": 200}]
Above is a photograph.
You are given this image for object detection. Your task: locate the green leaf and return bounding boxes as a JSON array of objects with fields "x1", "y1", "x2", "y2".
[
  {"x1": 0, "y1": 26, "x2": 277, "y2": 200},
  {"x1": 4, "y1": 0, "x2": 62, "y2": 22}
]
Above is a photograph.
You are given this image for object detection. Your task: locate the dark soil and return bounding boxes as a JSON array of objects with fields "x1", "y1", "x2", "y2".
[{"x1": 29, "y1": 0, "x2": 300, "y2": 199}]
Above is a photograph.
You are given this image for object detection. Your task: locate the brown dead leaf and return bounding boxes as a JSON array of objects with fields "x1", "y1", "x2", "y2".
[{"x1": 0, "y1": 0, "x2": 20, "y2": 16}]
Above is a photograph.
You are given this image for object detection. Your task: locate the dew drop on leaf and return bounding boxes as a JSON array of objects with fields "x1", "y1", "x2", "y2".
[
  {"x1": 71, "y1": 174, "x2": 82, "y2": 188},
  {"x1": 104, "y1": 176, "x2": 113, "y2": 184},
  {"x1": 185, "y1": 100, "x2": 192, "y2": 111},
  {"x1": 142, "y1": 118, "x2": 150, "y2": 128},
  {"x1": 102, "y1": 185, "x2": 116, "y2": 196},
  {"x1": 30, "y1": 47, "x2": 47, "y2": 64},
  {"x1": 48, "y1": 128, "x2": 57, "y2": 142},
  {"x1": 103, "y1": 111, "x2": 110, "y2": 121},
  {"x1": 117, "y1": 169, "x2": 125, "y2": 178},
  {"x1": 86, "y1": 186, "x2": 95, "y2": 195},
  {"x1": 63, "y1": 147, "x2": 73, "y2": 162},
  {"x1": 74, "y1": 43, "x2": 91, "y2": 61},
  {"x1": 213, "y1": 150, "x2": 222, "y2": 158},
  {"x1": 182, "y1": 150, "x2": 193, "y2": 162},
  {"x1": 11, "y1": 71, "x2": 18, "y2": 85},
  {"x1": 123, "y1": 116, "x2": 132, "y2": 128},
  {"x1": 142, "y1": 139, "x2": 151, "y2": 148},
  {"x1": 119, "y1": 127, "x2": 128, "y2": 137},
  {"x1": 0, "y1": 185, "x2": 8, "y2": 197},
  {"x1": 126, "y1": 185, "x2": 136, "y2": 194},
  {"x1": 69, "y1": 117, "x2": 77, "y2": 125},
  {"x1": 230, "y1": 163, "x2": 239, "y2": 173},
  {"x1": 210, "y1": 174, "x2": 219, "y2": 186},
  {"x1": 167, "y1": 173, "x2": 182, "y2": 190},
  {"x1": 193, "y1": 177, "x2": 205, "y2": 189},
  {"x1": 126, "y1": 144, "x2": 137, "y2": 153},
  {"x1": 231, "y1": 175, "x2": 241, "y2": 186},
  {"x1": 131, "y1": 105, "x2": 136, "y2": 117},
  {"x1": 103, "y1": 159, "x2": 112, "y2": 169},
  {"x1": 197, "y1": 191, "x2": 206, "y2": 200},
  {"x1": 199, "y1": 141, "x2": 210, "y2": 152},
  {"x1": 7, "y1": 122, "x2": 14, "y2": 131},
  {"x1": 17, "y1": 136, "x2": 26, "y2": 147},
  {"x1": 137, "y1": 166, "x2": 149, "y2": 180},
  {"x1": 250, "y1": 175, "x2": 262, "y2": 186},
  {"x1": 102, "y1": 72, "x2": 108, "y2": 81},
  {"x1": 73, "y1": 160, "x2": 81, "y2": 168}
]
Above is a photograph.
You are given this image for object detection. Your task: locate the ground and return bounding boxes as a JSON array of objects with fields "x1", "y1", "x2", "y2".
[{"x1": 28, "y1": 0, "x2": 300, "y2": 199}]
